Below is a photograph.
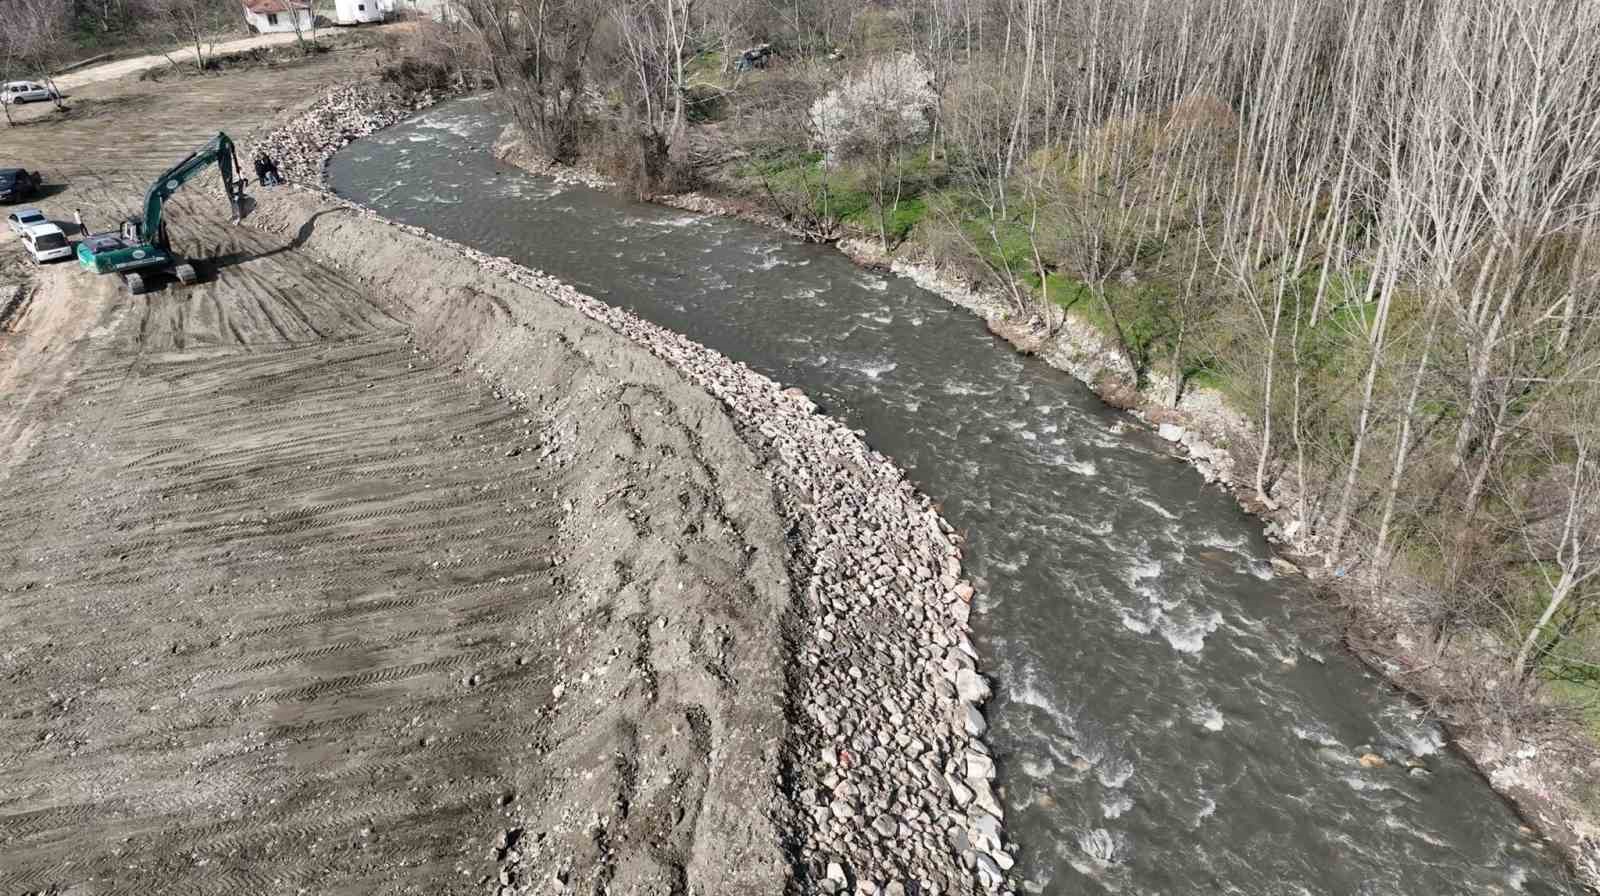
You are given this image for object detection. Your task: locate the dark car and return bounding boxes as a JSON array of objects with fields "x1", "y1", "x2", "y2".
[{"x1": 0, "y1": 168, "x2": 43, "y2": 203}]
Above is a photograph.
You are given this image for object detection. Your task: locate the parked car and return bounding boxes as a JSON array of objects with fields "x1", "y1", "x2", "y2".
[
  {"x1": 1, "y1": 81, "x2": 59, "y2": 105},
  {"x1": 7, "y1": 207, "x2": 48, "y2": 235},
  {"x1": 20, "y1": 223, "x2": 73, "y2": 264},
  {"x1": 0, "y1": 168, "x2": 43, "y2": 203}
]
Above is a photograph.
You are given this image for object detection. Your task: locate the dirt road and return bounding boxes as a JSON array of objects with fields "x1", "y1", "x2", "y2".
[
  {"x1": 54, "y1": 31, "x2": 318, "y2": 91},
  {"x1": 1, "y1": 52, "x2": 790, "y2": 895}
]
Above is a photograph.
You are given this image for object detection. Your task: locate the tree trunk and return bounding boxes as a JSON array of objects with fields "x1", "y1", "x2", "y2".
[
  {"x1": 1093, "y1": 280, "x2": 1138, "y2": 380},
  {"x1": 1375, "y1": 300, "x2": 1441, "y2": 567},
  {"x1": 1167, "y1": 319, "x2": 1185, "y2": 408},
  {"x1": 1254, "y1": 291, "x2": 1284, "y2": 506},
  {"x1": 1003, "y1": 0, "x2": 1037, "y2": 176},
  {"x1": 667, "y1": 0, "x2": 685, "y2": 139},
  {"x1": 1329, "y1": 264, "x2": 1398, "y2": 555},
  {"x1": 43, "y1": 72, "x2": 64, "y2": 108},
  {"x1": 1514, "y1": 573, "x2": 1574, "y2": 685}
]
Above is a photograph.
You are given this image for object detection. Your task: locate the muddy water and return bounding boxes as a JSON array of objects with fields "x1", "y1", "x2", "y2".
[{"x1": 330, "y1": 96, "x2": 1574, "y2": 894}]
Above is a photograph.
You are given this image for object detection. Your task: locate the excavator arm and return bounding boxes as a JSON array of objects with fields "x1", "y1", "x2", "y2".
[{"x1": 140, "y1": 132, "x2": 247, "y2": 245}]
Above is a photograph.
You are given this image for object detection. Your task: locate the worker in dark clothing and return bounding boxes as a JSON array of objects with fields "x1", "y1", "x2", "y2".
[
  {"x1": 258, "y1": 153, "x2": 283, "y2": 186},
  {"x1": 254, "y1": 152, "x2": 283, "y2": 186}
]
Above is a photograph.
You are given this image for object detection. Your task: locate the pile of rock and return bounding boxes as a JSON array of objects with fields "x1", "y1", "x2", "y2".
[
  {"x1": 1155, "y1": 421, "x2": 1239, "y2": 487},
  {"x1": 253, "y1": 91, "x2": 1018, "y2": 894},
  {"x1": 246, "y1": 84, "x2": 441, "y2": 185}
]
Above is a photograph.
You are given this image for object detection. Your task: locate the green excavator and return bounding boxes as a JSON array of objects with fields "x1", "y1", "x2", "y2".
[{"x1": 77, "y1": 132, "x2": 249, "y2": 295}]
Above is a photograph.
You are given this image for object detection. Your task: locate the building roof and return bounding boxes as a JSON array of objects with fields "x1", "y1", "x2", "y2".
[{"x1": 242, "y1": 0, "x2": 310, "y2": 13}]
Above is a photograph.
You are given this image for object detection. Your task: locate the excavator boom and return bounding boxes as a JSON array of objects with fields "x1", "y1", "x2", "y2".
[{"x1": 141, "y1": 132, "x2": 246, "y2": 244}]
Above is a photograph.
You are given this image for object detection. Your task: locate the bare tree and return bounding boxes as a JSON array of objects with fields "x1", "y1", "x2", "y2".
[
  {"x1": 731, "y1": 65, "x2": 845, "y2": 240},
  {"x1": 940, "y1": 62, "x2": 1032, "y2": 315},
  {"x1": 154, "y1": 0, "x2": 234, "y2": 71},
  {"x1": 608, "y1": 0, "x2": 699, "y2": 187},
  {"x1": 0, "y1": 27, "x2": 20, "y2": 126},
  {"x1": 10, "y1": 0, "x2": 70, "y2": 111},
  {"x1": 458, "y1": 0, "x2": 603, "y2": 164},
  {"x1": 275, "y1": 0, "x2": 317, "y2": 53}
]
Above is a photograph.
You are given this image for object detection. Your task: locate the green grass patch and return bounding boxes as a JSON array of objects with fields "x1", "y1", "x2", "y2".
[
  {"x1": 734, "y1": 148, "x2": 938, "y2": 244},
  {"x1": 1546, "y1": 678, "x2": 1600, "y2": 740},
  {"x1": 1183, "y1": 365, "x2": 1230, "y2": 393},
  {"x1": 686, "y1": 50, "x2": 726, "y2": 83},
  {"x1": 842, "y1": 196, "x2": 927, "y2": 243},
  {"x1": 1046, "y1": 274, "x2": 1182, "y2": 376}
]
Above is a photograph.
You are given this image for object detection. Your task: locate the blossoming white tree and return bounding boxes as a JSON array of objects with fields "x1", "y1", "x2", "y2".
[{"x1": 809, "y1": 52, "x2": 937, "y2": 249}]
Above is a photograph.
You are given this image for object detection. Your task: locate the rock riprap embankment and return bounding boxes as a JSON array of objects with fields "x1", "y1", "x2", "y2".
[
  {"x1": 247, "y1": 88, "x2": 1018, "y2": 894},
  {"x1": 247, "y1": 84, "x2": 439, "y2": 184}
]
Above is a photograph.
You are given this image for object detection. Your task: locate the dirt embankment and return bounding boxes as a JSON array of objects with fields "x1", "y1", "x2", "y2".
[
  {"x1": 243, "y1": 187, "x2": 798, "y2": 894},
  {"x1": 1, "y1": 69, "x2": 1008, "y2": 893},
  {"x1": 245, "y1": 170, "x2": 1012, "y2": 893},
  {"x1": 235, "y1": 77, "x2": 1019, "y2": 892}
]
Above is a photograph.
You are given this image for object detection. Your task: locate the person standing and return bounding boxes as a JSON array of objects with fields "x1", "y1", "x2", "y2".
[{"x1": 73, "y1": 208, "x2": 86, "y2": 237}]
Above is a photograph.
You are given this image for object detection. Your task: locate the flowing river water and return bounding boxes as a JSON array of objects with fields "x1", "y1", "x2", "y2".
[{"x1": 329, "y1": 96, "x2": 1575, "y2": 894}]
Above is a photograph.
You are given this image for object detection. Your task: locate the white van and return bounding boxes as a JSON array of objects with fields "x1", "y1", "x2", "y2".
[
  {"x1": 20, "y1": 223, "x2": 73, "y2": 263},
  {"x1": 2, "y1": 81, "x2": 59, "y2": 105}
]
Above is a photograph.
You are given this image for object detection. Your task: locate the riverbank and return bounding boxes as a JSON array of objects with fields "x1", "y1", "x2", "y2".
[
  {"x1": 481, "y1": 115, "x2": 1600, "y2": 888},
  {"x1": 247, "y1": 85, "x2": 1020, "y2": 894}
]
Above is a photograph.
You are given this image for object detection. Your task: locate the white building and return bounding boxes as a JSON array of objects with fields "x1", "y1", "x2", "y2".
[
  {"x1": 382, "y1": 0, "x2": 457, "y2": 23},
  {"x1": 242, "y1": 0, "x2": 314, "y2": 34},
  {"x1": 332, "y1": 0, "x2": 384, "y2": 25}
]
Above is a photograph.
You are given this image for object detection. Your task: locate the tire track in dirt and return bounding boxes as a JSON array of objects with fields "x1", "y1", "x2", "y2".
[{"x1": 0, "y1": 326, "x2": 578, "y2": 894}]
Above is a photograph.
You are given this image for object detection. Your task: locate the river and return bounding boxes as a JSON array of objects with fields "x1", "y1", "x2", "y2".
[{"x1": 329, "y1": 95, "x2": 1574, "y2": 895}]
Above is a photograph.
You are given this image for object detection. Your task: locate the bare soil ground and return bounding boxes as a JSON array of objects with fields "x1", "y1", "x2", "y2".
[{"x1": 1, "y1": 51, "x2": 790, "y2": 896}]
